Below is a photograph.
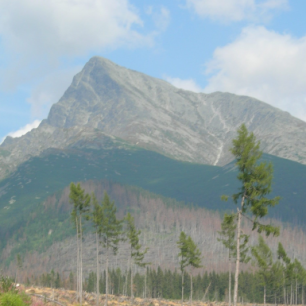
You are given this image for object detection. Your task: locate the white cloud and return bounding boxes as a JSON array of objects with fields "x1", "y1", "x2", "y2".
[
  {"x1": 8, "y1": 120, "x2": 41, "y2": 139},
  {"x1": 0, "y1": 0, "x2": 149, "y2": 60},
  {"x1": 204, "y1": 26, "x2": 306, "y2": 121},
  {"x1": 185, "y1": 0, "x2": 288, "y2": 22},
  {"x1": 165, "y1": 76, "x2": 202, "y2": 92},
  {"x1": 0, "y1": 0, "x2": 158, "y2": 117}
]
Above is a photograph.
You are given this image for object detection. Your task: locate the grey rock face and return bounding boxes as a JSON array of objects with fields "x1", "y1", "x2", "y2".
[
  {"x1": 47, "y1": 56, "x2": 306, "y2": 164},
  {"x1": 1, "y1": 56, "x2": 306, "y2": 180}
]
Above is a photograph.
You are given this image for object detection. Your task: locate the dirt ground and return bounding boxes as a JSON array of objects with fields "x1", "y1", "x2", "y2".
[{"x1": 23, "y1": 285, "x2": 231, "y2": 306}]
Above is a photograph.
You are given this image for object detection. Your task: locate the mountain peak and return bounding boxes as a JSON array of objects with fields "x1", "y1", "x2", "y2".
[
  {"x1": 45, "y1": 57, "x2": 306, "y2": 167},
  {"x1": 1, "y1": 56, "x2": 306, "y2": 182}
]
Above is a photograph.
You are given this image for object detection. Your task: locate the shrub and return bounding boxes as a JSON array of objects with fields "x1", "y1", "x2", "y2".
[
  {"x1": 0, "y1": 276, "x2": 15, "y2": 293},
  {"x1": 0, "y1": 292, "x2": 28, "y2": 306}
]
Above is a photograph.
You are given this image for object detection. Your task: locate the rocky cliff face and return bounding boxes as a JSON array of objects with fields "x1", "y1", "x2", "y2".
[{"x1": 1, "y1": 56, "x2": 306, "y2": 180}]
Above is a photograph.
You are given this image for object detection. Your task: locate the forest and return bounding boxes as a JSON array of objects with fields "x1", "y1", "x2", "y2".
[{"x1": 2, "y1": 125, "x2": 306, "y2": 306}]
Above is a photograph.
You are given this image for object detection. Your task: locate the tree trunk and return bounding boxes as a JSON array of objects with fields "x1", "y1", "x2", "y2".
[
  {"x1": 229, "y1": 254, "x2": 232, "y2": 306},
  {"x1": 284, "y1": 274, "x2": 286, "y2": 305},
  {"x1": 264, "y1": 285, "x2": 266, "y2": 306},
  {"x1": 234, "y1": 197, "x2": 244, "y2": 306},
  {"x1": 80, "y1": 216, "x2": 83, "y2": 306},
  {"x1": 105, "y1": 247, "x2": 109, "y2": 306},
  {"x1": 76, "y1": 216, "x2": 80, "y2": 303},
  {"x1": 131, "y1": 259, "x2": 134, "y2": 304},
  {"x1": 181, "y1": 270, "x2": 184, "y2": 306},
  {"x1": 275, "y1": 292, "x2": 277, "y2": 306},
  {"x1": 302, "y1": 284, "x2": 304, "y2": 306},
  {"x1": 291, "y1": 283, "x2": 293, "y2": 305},
  {"x1": 190, "y1": 273, "x2": 193, "y2": 306},
  {"x1": 96, "y1": 231, "x2": 99, "y2": 306},
  {"x1": 144, "y1": 269, "x2": 147, "y2": 300},
  {"x1": 296, "y1": 279, "x2": 298, "y2": 306}
]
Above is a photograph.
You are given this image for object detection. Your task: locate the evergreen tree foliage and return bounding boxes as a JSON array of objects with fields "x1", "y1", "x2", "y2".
[
  {"x1": 217, "y1": 213, "x2": 248, "y2": 306},
  {"x1": 251, "y1": 235, "x2": 273, "y2": 306},
  {"x1": 32, "y1": 262, "x2": 306, "y2": 305},
  {"x1": 99, "y1": 191, "x2": 123, "y2": 306},
  {"x1": 89, "y1": 193, "x2": 104, "y2": 306},
  {"x1": 125, "y1": 212, "x2": 148, "y2": 302},
  {"x1": 186, "y1": 235, "x2": 202, "y2": 305},
  {"x1": 225, "y1": 124, "x2": 280, "y2": 306},
  {"x1": 177, "y1": 231, "x2": 202, "y2": 305},
  {"x1": 69, "y1": 182, "x2": 91, "y2": 306},
  {"x1": 177, "y1": 231, "x2": 189, "y2": 305}
]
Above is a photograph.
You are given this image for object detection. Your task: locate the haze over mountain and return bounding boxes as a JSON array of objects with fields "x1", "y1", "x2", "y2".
[{"x1": 1, "y1": 56, "x2": 306, "y2": 181}]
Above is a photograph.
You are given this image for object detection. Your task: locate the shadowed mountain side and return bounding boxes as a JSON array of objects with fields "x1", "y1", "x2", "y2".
[
  {"x1": 3, "y1": 180, "x2": 306, "y2": 281},
  {"x1": 0, "y1": 140, "x2": 305, "y2": 246}
]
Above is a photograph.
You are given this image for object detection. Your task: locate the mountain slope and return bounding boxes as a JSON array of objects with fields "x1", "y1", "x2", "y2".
[
  {"x1": 2, "y1": 179, "x2": 306, "y2": 276},
  {"x1": 1, "y1": 56, "x2": 306, "y2": 181},
  {"x1": 1, "y1": 139, "x2": 305, "y2": 253}
]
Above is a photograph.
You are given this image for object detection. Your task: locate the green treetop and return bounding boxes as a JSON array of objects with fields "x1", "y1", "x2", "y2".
[{"x1": 225, "y1": 124, "x2": 280, "y2": 306}]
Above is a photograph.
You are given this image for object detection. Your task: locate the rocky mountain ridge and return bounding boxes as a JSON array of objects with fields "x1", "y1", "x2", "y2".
[{"x1": 1, "y1": 56, "x2": 306, "y2": 180}]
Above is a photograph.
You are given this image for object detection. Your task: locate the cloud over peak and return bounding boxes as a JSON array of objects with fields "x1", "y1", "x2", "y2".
[{"x1": 204, "y1": 26, "x2": 306, "y2": 121}]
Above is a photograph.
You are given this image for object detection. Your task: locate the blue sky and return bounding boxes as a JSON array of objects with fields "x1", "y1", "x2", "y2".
[{"x1": 0, "y1": 0, "x2": 306, "y2": 141}]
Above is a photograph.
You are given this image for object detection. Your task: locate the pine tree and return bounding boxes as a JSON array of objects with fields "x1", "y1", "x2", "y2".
[
  {"x1": 90, "y1": 193, "x2": 104, "y2": 306},
  {"x1": 177, "y1": 231, "x2": 189, "y2": 306},
  {"x1": 186, "y1": 236, "x2": 202, "y2": 305},
  {"x1": 270, "y1": 261, "x2": 283, "y2": 305},
  {"x1": 225, "y1": 124, "x2": 280, "y2": 306},
  {"x1": 16, "y1": 253, "x2": 22, "y2": 284},
  {"x1": 125, "y1": 212, "x2": 148, "y2": 304},
  {"x1": 295, "y1": 260, "x2": 306, "y2": 305},
  {"x1": 218, "y1": 214, "x2": 250, "y2": 306},
  {"x1": 277, "y1": 242, "x2": 295, "y2": 304},
  {"x1": 69, "y1": 182, "x2": 90, "y2": 306},
  {"x1": 251, "y1": 235, "x2": 273, "y2": 306},
  {"x1": 218, "y1": 214, "x2": 236, "y2": 306},
  {"x1": 100, "y1": 191, "x2": 122, "y2": 306}
]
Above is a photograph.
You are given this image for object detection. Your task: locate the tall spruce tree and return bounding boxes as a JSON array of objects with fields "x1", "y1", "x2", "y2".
[
  {"x1": 251, "y1": 235, "x2": 273, "y2": 306},
  {"x1": 69, "y1": 183, "x2": 90, "y2": 306},
  {"x1": 217, "y1": 214, "x2": 236, "y2": 306},
  {"x1": 16, "y1": 253, "x2": 22, "y2": 284},
  {"x1": 125, "y1": 212, "x2": 148, "y2": 304},
  {"x1": 218, "y1": 214, "x2": 250, "y2": 306},
  {"x1": 271, "y1": 260, "x2": 284, "y2": 304},
  {"x1": 225, "y1": 124, "x2": 280, "y2": 306},
  {"x1": 90, "y1": 193, "x2": 104, "y2": 306},
  {"x1": 177, "y1": 231, "x2": 202, "y2": 306},
  {"x1": 177, "y1": 231, "x2": 189, "y2": 306},
  {"x1": 277, "y1": 242, "x2": 293, "y2": 304},
  {"x1": 100, "y1": 191, "x2": 122, "y2": 306},
  {"x1": 294, "y1": 260, "x2": 306, "y2": 305},
  {"x1": 186, "y1": 236, "x2": 202, "y2": 305}
]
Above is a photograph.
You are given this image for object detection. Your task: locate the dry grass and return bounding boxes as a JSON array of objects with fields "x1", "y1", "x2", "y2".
[{"x1": 23, "y1": 285, "x2": 232, "y2": 306}]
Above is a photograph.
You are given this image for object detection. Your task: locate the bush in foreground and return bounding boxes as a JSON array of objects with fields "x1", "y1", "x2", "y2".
[{"x1": 0, "y1": 292, "x2": 30, "y2": 306}]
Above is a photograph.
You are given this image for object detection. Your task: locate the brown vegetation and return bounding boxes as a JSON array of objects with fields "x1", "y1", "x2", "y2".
[{"x1": 3, "y1": 180, "x2": 306, "y2": 282}]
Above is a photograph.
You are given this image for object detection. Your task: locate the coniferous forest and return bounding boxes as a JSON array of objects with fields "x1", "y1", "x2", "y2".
[
  {"x1": 2, "y1": 125, "x2": 306, "y2": 306},
  {"x1": 34, "y1": 264, "x2": 306, "y2": 305}
]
